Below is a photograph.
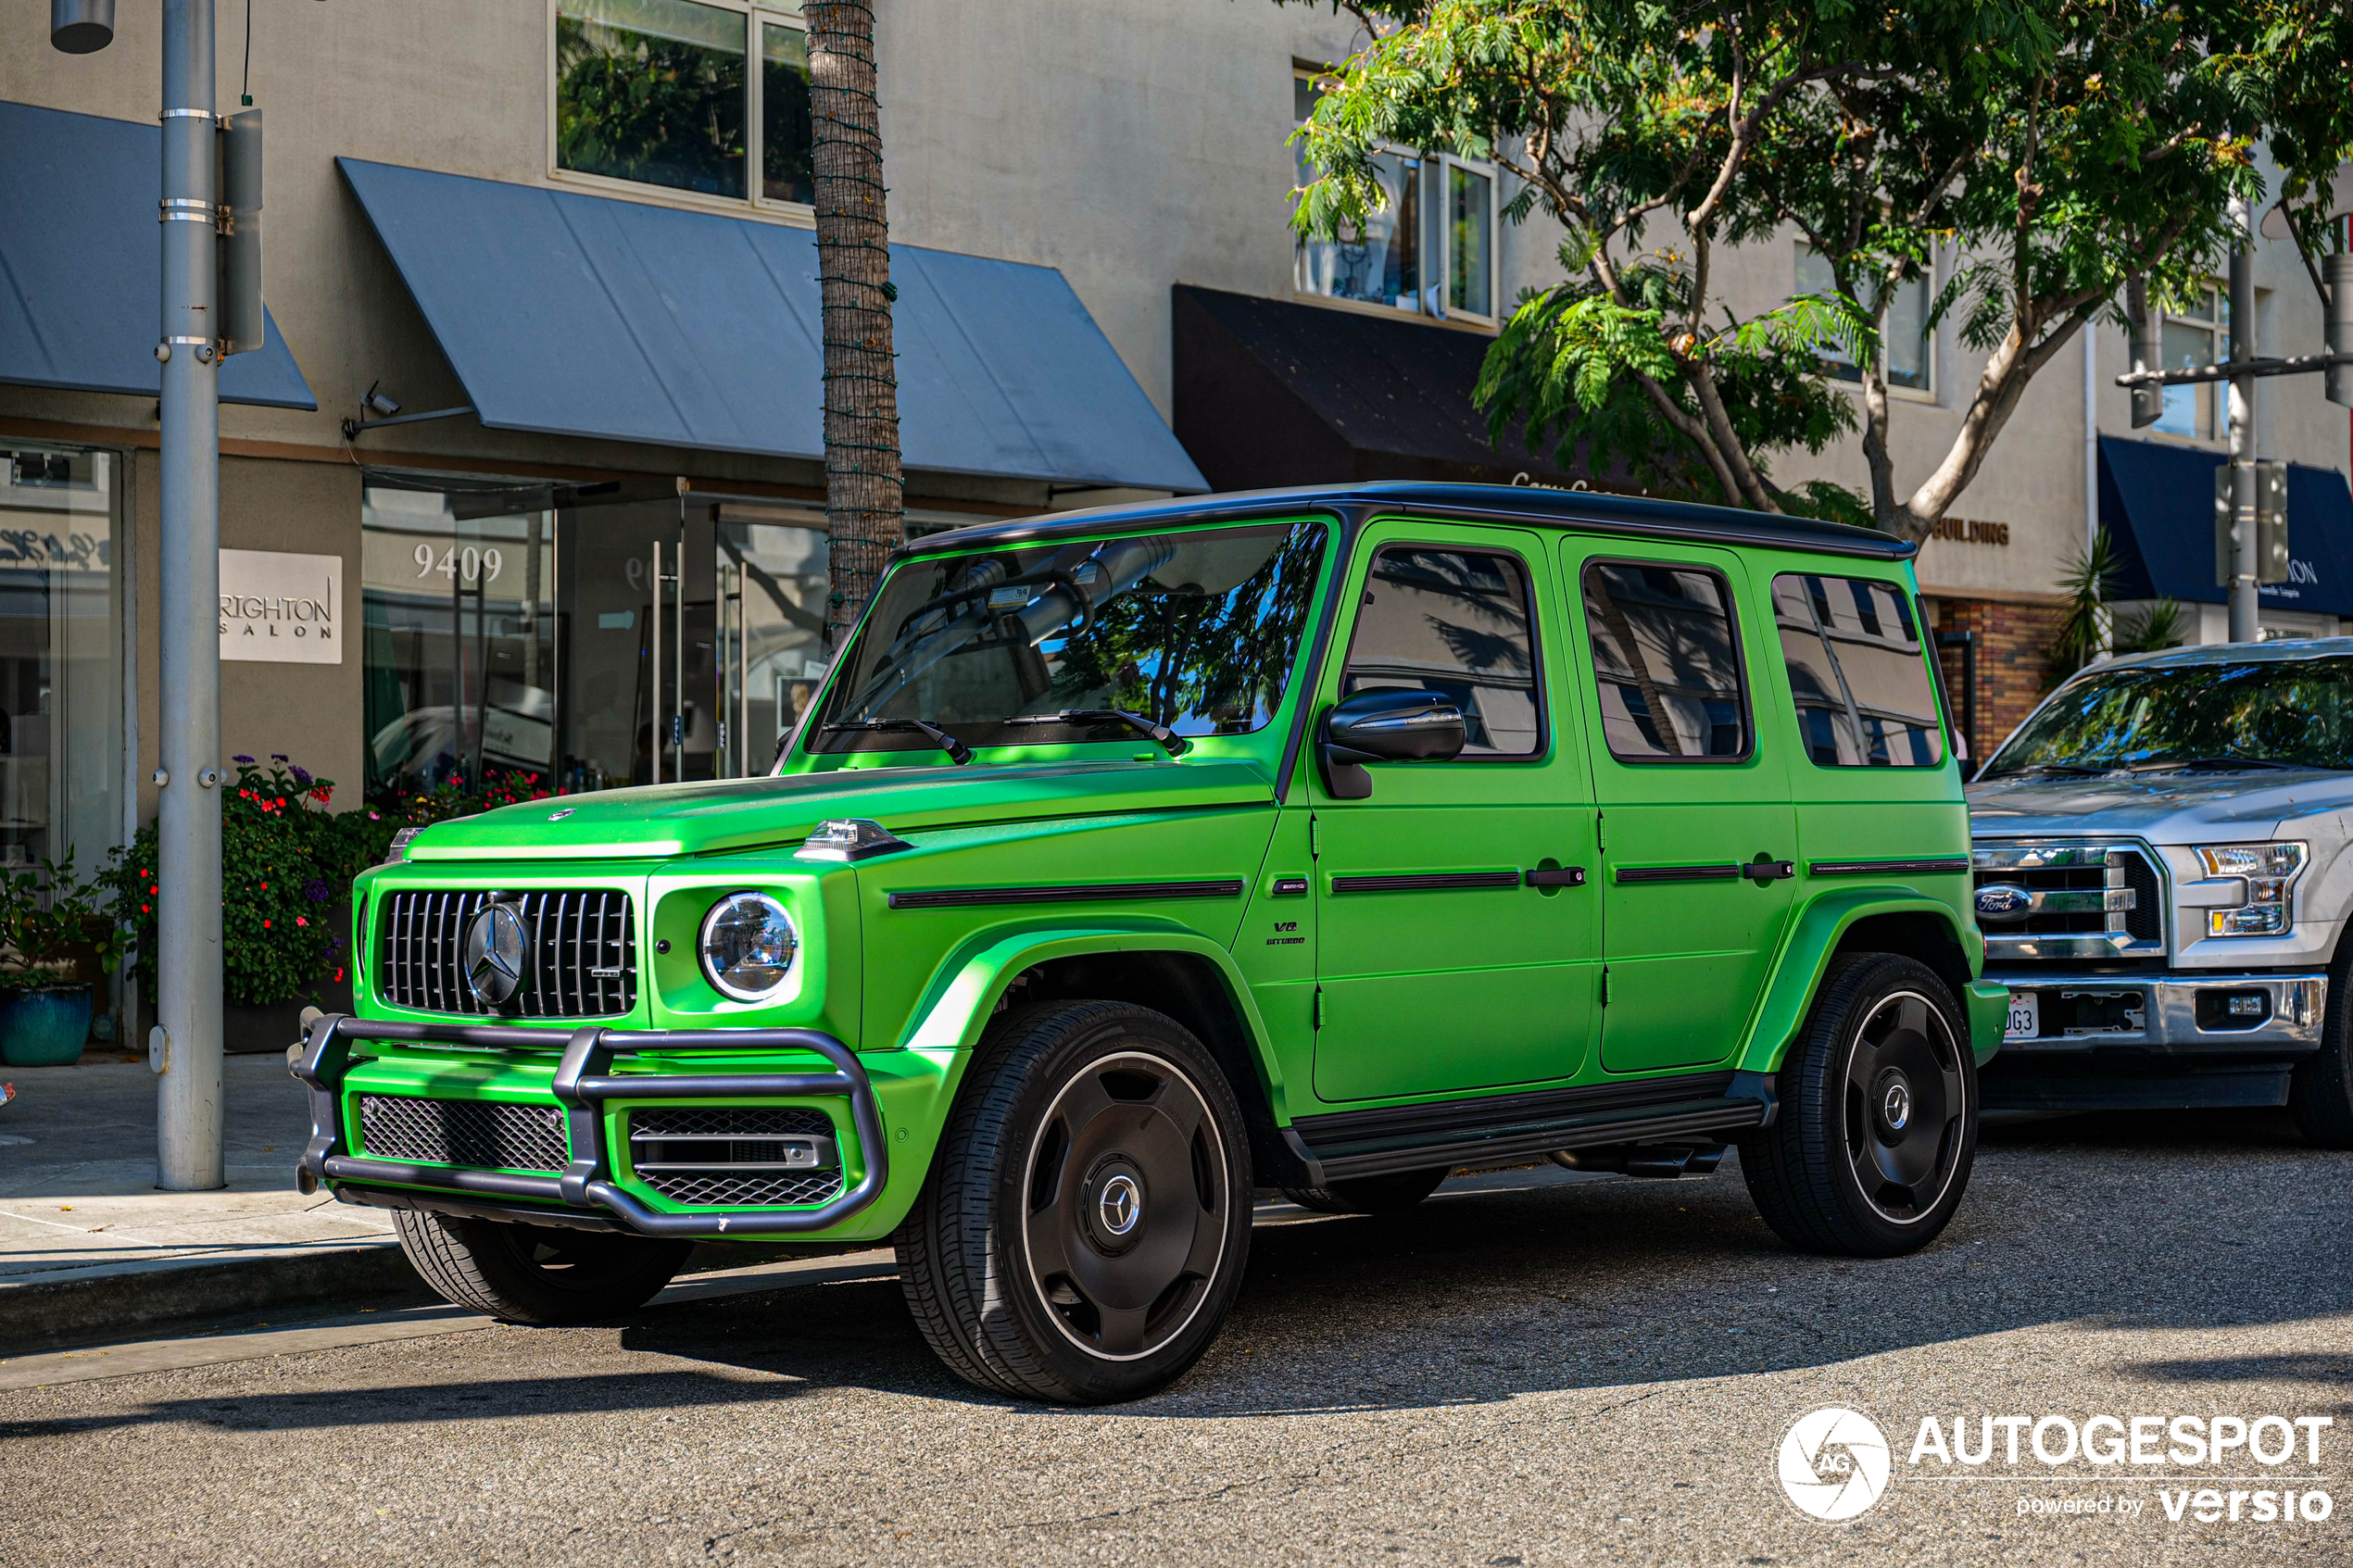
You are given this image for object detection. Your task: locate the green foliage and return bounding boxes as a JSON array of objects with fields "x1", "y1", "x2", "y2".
[
  {"x1": 100, "y1": 759, "x2": 556, "y2": 1008},
  {"x1": 1288, "y1": 0, "x2": 2353, "y2": 531},
  {"x1": 0, "y1": 850, "x2": 120, "y2": 991},
  {"x1": 2113, "y1": 598, "x2": 2186, "y2": 657},
  {"x1": 2050, "y1": 527, "x2": 2122, "y2": 680}
]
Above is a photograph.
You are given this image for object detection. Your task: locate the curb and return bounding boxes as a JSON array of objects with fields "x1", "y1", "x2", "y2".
[{"x1": 0, "y1": 1243, "x2": 430, "y2": 1356}]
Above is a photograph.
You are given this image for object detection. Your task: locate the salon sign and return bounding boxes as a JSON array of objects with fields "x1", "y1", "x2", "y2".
[{"x1": 220, "y1": 548, "x2": 341, "y2": 665}]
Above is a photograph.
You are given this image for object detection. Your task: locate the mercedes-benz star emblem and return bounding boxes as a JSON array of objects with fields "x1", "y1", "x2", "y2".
[
  {"x1": 1097, "y1": 1173, "x2": 1142, "y2": 1237},
  {"x1": 463, "y1": 903, "x2": 528, "y2": 1006}
]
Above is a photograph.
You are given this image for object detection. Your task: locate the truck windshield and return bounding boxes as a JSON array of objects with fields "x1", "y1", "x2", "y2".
[
  {"x1": 1984, "y1": 654, "x2": 2353, "y2": 776},
  {"x1": 807, "y1": 521, "x2": 1327, "y2": 756}
]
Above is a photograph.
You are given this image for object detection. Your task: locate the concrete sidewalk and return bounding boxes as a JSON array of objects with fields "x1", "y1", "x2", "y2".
[{"x1": 0, "y1": 1052, "x2": 412, "y2": 1351}]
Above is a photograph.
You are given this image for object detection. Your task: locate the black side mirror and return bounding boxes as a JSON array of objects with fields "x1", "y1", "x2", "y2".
[{"x1": 1319, "y1": 688, "x2": 1466, "y2": 799}]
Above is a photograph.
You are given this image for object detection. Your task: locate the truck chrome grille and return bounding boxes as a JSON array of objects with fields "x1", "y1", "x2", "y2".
[
  {"x1": 1973, "y1": 843, "x2": 2164, "y2": 961},
  {"x1": 627, "y1": 1106, "x2": 844, "y2": 1208},
  {"x1": 376, "y1": 889, "x2": 636, "y2": 1018},
  {"x1": 358, "y1": 1094, "x2": 568, "y2": 1173}
]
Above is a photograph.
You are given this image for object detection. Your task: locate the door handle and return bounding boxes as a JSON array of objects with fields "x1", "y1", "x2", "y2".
[
  {"x1": 1522, "y1": 866, "x2": 1587, "y2": 888},
  {"x1": 1741, "y1": 854, "x2": 1795, "y2": 884}
]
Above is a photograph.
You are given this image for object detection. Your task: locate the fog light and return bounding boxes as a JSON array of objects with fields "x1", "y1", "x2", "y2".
[{"x1": 2228, "y1": 994, "x2": 2265, "y2": 1017}]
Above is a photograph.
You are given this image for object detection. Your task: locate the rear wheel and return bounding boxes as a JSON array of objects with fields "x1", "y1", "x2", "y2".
[
  {"x1": 1279, "y1": 1167, "x2": 1449, "y2": 1214},
  {"x1": 1739, "y1": 953, "x2": 1976, "y2": 1257},
  {"x1": 896, "y1": 1000, "x2": 1252, "y2": 1403},
  {"x1": 391, "y1": 1210, "x2": 691, "y2": 1324}
]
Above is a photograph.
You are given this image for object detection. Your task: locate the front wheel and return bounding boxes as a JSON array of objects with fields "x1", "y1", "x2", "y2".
[
  {"x1": 391, "y1": 1210, "x2": 692, "y2": 1324},
  {"x1": 896, "y1": 1000, "x2": 1252, "y2": 1403},
  {"x1": 1738, "y1": 953, "x2": 1977, "y2": 1257}
]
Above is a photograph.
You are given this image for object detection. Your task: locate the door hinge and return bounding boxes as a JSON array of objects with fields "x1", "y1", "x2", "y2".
[
  {"x1": 1314, "y1": 985, "x2": 1324, "y2": 1030},
  {"x1": 1600, "y1": 966, "x2": 1609, "y2": 1007},
  {"x1": 1309, "y1": 813, "x2": 1320, "y2": 860}
]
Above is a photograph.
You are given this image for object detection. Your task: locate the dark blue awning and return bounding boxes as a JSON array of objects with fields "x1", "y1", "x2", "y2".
[
  {"x1": 2099, "y1": 434, "x2": 2353, "y2": 618},
  {"x1": 0, "y1": 101, "x2": 316, "y2": 410},
  {"x1": 336, "y1": 158, "x2": 1205, "y2": 493}
]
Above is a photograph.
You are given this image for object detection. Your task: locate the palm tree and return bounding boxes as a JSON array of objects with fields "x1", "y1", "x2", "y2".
[{"x1": 806, "y1": 2, "x2": 902, "y2": 647}]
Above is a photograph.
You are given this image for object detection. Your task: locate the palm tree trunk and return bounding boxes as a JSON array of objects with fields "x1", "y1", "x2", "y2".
[{"x1": 805, "y1": 1, "x2": 902, "y2": 647}]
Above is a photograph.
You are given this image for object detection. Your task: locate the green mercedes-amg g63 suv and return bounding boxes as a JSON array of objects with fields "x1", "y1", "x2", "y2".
[{"x1": 297, "y1": 481, "x2": 2004, "y2": 1402}]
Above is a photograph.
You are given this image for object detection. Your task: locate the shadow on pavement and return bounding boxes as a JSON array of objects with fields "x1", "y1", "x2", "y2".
[{"x1": 6, "y1": 1106, "x2": 2345, "y2": 1434}]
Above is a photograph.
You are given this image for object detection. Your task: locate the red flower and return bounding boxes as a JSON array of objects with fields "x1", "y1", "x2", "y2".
[{"x1": 261, "y1": 920, "x2": 271, "y2": 928}]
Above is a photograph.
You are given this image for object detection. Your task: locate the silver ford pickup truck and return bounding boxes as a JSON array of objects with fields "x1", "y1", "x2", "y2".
[{"x1": 1967, "y1": 637, "x2": 2353, "y2": 1143}]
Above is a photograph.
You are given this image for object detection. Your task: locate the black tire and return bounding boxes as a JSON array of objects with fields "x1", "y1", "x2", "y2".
[
  {"x1": 1738, "y1": 953, "x2": 1977, "y2": 1258},
  {"x1": 895, "y1": 1000, "x2": 1252, "y2": 1404},
  {"x1": 2290, "y1": 943, "x2": 2353, "y2": 1148},
  {"x1": 1279, "y1": 1167, "x2": 1450, "y2": 1214},
  {"x1": 391, "y1": 1210, "x2": 691, "y2": 1324}
]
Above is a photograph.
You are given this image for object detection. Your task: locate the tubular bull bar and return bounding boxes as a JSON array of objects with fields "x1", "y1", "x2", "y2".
[{"x1": 292, "y1": 1014, "x2": 889, "y2": 1237}]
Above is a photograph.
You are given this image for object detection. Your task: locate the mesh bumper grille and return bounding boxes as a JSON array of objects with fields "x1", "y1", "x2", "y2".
[
  {"x1": 358, "y1": 1094, "x2": 568, "y2": 1173},
  {"x1": 628, "y1": 1106, "x2": 843, "y2": 1208},
  {"x1": 376, "y1": 888, "x2": 636, "y2": 1018}
]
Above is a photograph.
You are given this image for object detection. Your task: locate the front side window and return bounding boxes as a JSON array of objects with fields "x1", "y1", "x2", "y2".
[
  {"x1": 1771, "y1": 574, "x2": 1944, "y2": 768},
  {"x1": 1340, "y1": 547, "x2": 1540, "y2": 758},
  {"x1": 1793, "y1": 245, "x2": 1931, "y2": 393},
  {"x1": 812, "y1": 522, "x2": 1327, "y2": 754},
  {"x1": 1583, "y1": 561, "x2": 1749, "y2": 761},
  {"x1": 555, "y1": 0, "x2": 812, "y2": 210}
]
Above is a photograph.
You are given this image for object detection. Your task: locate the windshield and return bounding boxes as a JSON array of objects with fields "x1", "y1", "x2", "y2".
[
  {"x1": 1985, "y1": 654, "x2": 2353, "y2": 775},
  {"x1": 807, "y1": 521, "x2": 1327, "y2": 755}
]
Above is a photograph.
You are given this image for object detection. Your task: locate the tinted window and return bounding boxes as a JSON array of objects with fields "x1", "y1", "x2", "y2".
[
  {"x1": 1341, "y1": 548, "x2": 1540, "y2": 758},
  {"x1": 1582, "y1": 561, "x2": 1748, "y2": 760},
  {"x1": 1771, "y1": 574, "x2": 1945, "y2": 768},
  {"x1": 1986, "y1": 653, "x2": 2353, "y2": 775}
]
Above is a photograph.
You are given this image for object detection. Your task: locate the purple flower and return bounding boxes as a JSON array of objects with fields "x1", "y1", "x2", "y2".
[
  {"x1": 233, "y1": 754, "x2": 255, "y2": 764},
  {"x1": 289, "y1": 764, "x2": 312, "y2": 786}
]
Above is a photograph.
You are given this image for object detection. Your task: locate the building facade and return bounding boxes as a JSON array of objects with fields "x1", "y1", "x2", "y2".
[{"x1": 1, "y1": 1, "x2": 2348, "y2": 972}]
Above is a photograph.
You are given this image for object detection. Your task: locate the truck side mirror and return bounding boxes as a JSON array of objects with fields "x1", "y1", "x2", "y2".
[{"x1": 1318, "y1": 688, "x2": 1466, "y2": 799}]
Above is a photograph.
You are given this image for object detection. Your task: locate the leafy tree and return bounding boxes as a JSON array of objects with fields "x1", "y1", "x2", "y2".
[{"x1": 1288, "y1": 1, "x2": 2353, "y2": 537}]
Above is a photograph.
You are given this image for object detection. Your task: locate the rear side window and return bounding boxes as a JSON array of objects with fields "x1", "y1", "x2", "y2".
[
  {"x1": 1770, "y1": 573, "x2": 1946, "y2": 767},
  {"x1": 1340, "y1": 546, "x2": 1541, "y2": 758},
  {"x1": 1581, "y1": 561, "x2": 1750, "y2": 760}
]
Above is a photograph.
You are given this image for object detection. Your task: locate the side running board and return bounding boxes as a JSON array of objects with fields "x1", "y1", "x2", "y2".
[{"x1": 1282, "y1": 1070, "x2": 1778, "y2": 1185}]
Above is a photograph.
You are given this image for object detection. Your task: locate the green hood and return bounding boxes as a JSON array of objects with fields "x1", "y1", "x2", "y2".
[{"x1": 404, "y1": 759, "x2": 1278, "y2": 861}]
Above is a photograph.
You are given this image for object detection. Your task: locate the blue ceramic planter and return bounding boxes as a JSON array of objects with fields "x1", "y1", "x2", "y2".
[{"x1": 0, "y1": 985, "x2": 94, "y2": 1067}]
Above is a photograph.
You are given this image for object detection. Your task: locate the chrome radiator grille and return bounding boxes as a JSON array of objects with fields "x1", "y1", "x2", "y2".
[
  {"x1": 628, "y1": 1106, "x2": 844, "y2": 1208},
  {"x1": 1973, "y1": 844, "x2": 2163, "y2": 960},
  {"x1": 376, "y1": 889, "x2": 636, "y2": 1017},
  {"x1": 358, "y1": 1094, "x2": 568, "y2": 1173}
]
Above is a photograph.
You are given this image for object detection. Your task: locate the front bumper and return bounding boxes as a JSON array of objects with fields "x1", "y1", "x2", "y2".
[
  {"x1": 292, "y1": 1014, "x2": 889, "y2": 1238},
  {"x1": 1990, "y1": 970, "x2": 2327, "y2": 1055}
]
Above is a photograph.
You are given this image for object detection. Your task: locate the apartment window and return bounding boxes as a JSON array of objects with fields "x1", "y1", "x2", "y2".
[
  {"x1": 1793, "y1": 245, "x2": 1932, "y2": 394},
  {"x1": 1293, "y1": 71, "x2": 1495, "y2": 325},
  {"x1": 2156, "y1": 284, "x2": 2225, "y2": 440},
  {"x1": 554, "y1": 0, "x2": 813, "y2": 211}
]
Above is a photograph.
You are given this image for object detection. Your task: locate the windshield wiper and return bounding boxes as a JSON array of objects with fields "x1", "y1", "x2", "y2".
[
  {"x1": 2125, "y1": 755, "x2": 2307, "y2": 772},
  {"x1": 1001, "y1": 709, "x2": 1189, "y2": 757},
  {"x1": 821, "y1": 717, "x2": 974, "y2": 766}
]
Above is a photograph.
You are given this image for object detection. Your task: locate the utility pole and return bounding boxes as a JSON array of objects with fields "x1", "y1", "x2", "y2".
[
  {"x1": 2226, "y1": 198, "x2": 2260, "y2": 645},
  {"x1": 53, "y1": 0, "x2": 227, "y2": 1187}
]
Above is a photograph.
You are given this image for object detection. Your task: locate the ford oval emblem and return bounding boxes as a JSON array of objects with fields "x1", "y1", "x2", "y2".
[{"x1": 1974, "y1": 884, "x2": 2033, "y2": 921}]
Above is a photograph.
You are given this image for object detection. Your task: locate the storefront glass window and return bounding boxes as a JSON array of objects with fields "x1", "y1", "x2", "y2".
[
  {"x1": 0, "y1": 447, "x2": 121, "y2": 871},
  {"x1": 361, "y1": 482, "x2": 829, "y2": 799}
]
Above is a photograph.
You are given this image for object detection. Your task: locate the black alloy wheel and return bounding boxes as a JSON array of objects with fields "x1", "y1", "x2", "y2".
[
  {"x1": 1740, "y1": 952, "x2": 1977, "y2": 1257},
  {"x1": 896, "y1": 999, "x2": 1252, "y2": 1403}
]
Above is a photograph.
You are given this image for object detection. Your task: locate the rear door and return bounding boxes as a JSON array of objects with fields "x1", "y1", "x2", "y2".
[
  {"x1": 1307, "y1": 521, "x2": 1600, "y2": 1103},
  {"x1": 1561, "y1": 544, "x2": 1798, "y2": 1073}
]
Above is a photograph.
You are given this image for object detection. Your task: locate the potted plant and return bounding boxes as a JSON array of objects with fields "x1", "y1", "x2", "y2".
[{"x1": 0, "y1": 849, "x2": 120, "y2": 1067}]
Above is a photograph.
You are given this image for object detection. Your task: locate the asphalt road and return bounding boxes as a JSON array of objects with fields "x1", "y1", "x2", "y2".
[{"x1": 2, "y1": 1110, "x2": 2347, "y2": 1568}]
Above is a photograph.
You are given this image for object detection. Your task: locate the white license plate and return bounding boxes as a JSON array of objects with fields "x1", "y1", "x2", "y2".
[{"x1": 2004, "y1": 991, "x2": 2041, "y2": 1042}]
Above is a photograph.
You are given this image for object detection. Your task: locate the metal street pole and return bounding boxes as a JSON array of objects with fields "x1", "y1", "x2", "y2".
[
  {"x1": 156, "y1": 0, "x2": 225, "y2": 1190},
  {"x1": 2227, "y1": 201, "x2": 2259, "y2": 645}
]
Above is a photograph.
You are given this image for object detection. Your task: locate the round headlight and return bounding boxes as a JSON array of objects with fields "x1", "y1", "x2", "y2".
[{"x1": 698, "y1": 891, "x2": 798, "y2": 1002}]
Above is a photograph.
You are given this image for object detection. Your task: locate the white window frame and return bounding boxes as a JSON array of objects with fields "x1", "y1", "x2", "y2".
[
  {"x1": 2152, "y1": 282, "x2": 2227, "y2": 444},
  {"x1": 1434, "y1": 151, "x2": 1500, "y2": 330},
  {"x1": 1793, "y1": 241, "x2": 1938, "y2": 404},
  {"x1": 547, "y1": 0, "x2": 814, "y2": 226},
  {"x1": 1290, "y1": 68, "x2": 1499, "y2": 332}
]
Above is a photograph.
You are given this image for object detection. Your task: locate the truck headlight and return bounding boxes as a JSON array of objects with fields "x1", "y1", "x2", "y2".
[
  {"x1": 2194, "y1": 843, "x2": 2309, "y2": 936},
  {"x1": 699, "y1": 891, "x2": 799, "y2": 1000}
]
